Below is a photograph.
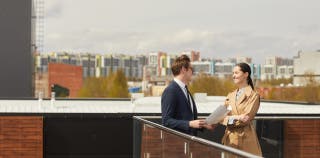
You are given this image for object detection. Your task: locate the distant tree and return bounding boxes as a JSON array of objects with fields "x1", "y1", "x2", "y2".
[
  {"x1": 78, "y1": 77, "x2": 107, "y2": 98},
  {"x1": 302, "y1": 71, "x2": 320, "y2": 103},
  {"x1": 107, "y1": 69, "x2": 129, "y2": 98},
  {"x1": 261, "y1": 72, "x2": 320, "y2": 103},
  {"x1": 78, "y1": 69, "x2": 129, "y2": 98},
  {"x1": 189, "y1": 73, "x2": 236, "y2": 96},
  {"x1": 258, "y1": 78, "x2": 293, "y2": 87},
  {"x1": 278, "y1": 87, "x2": 300, "y2": 101}
]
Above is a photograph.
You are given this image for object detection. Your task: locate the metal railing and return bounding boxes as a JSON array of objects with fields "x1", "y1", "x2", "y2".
[
  {"x1": 133, "y1": 116, "x2": 262, "y2": 158},
  {"x1": 134, "y1": 115, "x2": 320, "y2": 158}
]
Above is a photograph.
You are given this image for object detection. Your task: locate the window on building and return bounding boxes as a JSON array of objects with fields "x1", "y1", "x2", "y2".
[
  {"x1": 265, "y1": 67, "x2": 273, "y2": 73},
  {"x1": 289, "y1": 68, "x2": 293, "y2": 74},
  {"x1": 105, "y1": 58, "x2": 111, "y2": 66},
  {"x1": 113, "y1": 59, "x2": 119, "y2": 66}
]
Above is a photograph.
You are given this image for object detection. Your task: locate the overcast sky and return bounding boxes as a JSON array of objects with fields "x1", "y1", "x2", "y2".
[{"x1": 44, "y1": 0, "x2": 320, "y2": 63}]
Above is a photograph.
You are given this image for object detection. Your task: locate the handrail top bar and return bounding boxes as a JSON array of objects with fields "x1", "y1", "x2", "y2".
[
  {"x1": 136, "y1": 115, "x2": 320, "y2": 119},
  {"x1": 133, "y1": 116, "x2": 262, "y2": 158},
  {"x1": 0, "y1": 98, "x2": 318, "y2": 105},
  {"x1": 254, "y1": 116, "x2": 320, "y2": 119}
]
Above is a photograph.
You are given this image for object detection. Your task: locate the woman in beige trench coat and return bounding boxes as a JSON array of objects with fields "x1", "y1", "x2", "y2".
[{"x1": 220, "y1": 62, "x2": 262, "y2": 156}]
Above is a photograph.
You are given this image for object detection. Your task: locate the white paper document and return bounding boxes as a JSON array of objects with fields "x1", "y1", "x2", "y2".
[{"x1": 205, "y1": 105, "x2": 232, "y2": 125}]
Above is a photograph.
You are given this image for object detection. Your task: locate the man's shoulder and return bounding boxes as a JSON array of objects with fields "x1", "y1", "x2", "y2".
[
  {"x1": 163, "y1": 81, "x2": 179, "y2": 93},
  {"x1": 167, "y1": 81, "x2": 179, "y2": 89}
]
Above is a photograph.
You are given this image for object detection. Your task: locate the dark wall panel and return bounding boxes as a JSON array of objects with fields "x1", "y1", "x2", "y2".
[
  {"x1": 44, "y1": 114, "x2": 133, "y2": 158},
  {"x1": 0, "y1": 0, "x2": 33, "y2": 97},
  {"x1": 256, "y1": 120, "x2": 283, "y2": 158}
]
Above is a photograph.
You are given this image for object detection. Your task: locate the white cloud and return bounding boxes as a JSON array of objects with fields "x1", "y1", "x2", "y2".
[
  {"x1": 43, "y1": 0, "x2": 320, "y2": 63},
  {"x1": 45, "y1": 1, "x2": 63, "y2": 18}
]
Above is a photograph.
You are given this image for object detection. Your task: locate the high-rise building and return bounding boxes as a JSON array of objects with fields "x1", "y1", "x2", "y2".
[
  {"x1": 214, "y1": 62, "x2": 235, "y2": 78},
  {"x1": 293, "y1": 51, "x2": 320, "y2": 86},
  {"x1": 34, "y1": 0, "x2": 44, "y2": 53},
  {"x1": 136, "y1": 55, "x2": 148, "y2": 78},
  {"x1": 261, "y1": 56, "x2": 293, "y2": 80},
  {"x1": 0, "y1": 0, "x2": 34, "y2": 97},
  {"x1": 181, "y1": 50, "x2": 200, "y2": 62},
  {"x1": 249, "y1": 63, "x2": 261, "y2": 81},
  {"x1": 148, "y1": 52, "x2": 171, "y2": 76},
  {"x1": 35, "y1": 52, "x2": 146, "y2": 79},
  {"x1": 192, "y1": 61, "x2": 215, "y2": 75},
  {"x1": 80, "y1": 53, "x2": 96, "y2": 78},
  {"x1": 236, "y1": 57, "x2": 252, "y2": 64}
]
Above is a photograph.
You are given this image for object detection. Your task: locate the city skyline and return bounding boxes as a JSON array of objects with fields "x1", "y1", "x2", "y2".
[{"x1": 44, "y1": 0, "x2": 320, "y2": 64}]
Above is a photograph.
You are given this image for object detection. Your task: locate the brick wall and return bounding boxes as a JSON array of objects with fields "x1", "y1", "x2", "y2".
[
  {"x1": 48, "y1": 63, "x2": 83, "y2": 98},
  {"x1": 0, "y1": 116, "x2": 43, "y2": 158},
  {"x1": 284, "y1": 120, "x2": 320, "y2": 158}
]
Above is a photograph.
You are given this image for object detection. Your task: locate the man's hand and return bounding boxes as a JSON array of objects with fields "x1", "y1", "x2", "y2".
[{"x1": 189, "y1": 119, "x2": 205, "y2": 128}]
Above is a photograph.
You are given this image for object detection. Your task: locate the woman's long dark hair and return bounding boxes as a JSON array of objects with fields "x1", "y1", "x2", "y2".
[{"x1": 236, "y1": 62, "x2": 254, "y2": 90}]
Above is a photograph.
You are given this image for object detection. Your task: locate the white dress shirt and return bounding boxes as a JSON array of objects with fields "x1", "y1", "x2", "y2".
[{"x1": 174, "y1": 78, "x2": 193, "y2": 113}]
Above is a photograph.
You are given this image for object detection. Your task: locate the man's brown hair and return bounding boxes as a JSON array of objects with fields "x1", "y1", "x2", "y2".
[{"x1": 171, "y1": 55, "x2": 191, "y2": 76}]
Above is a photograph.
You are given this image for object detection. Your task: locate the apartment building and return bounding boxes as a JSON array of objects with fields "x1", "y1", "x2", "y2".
[
  {"x1": 293, "y1": 50, "x2": 320, "y2": 86},
  {"x1": 192, "y1": 61, "x2": 215, "y2": 75},
  {"x1": 261, "y1": 56, "x2": 293, "y2": 80},
  {"x1": 35, "y1": 52, "x2": 145, "y2": 79}
]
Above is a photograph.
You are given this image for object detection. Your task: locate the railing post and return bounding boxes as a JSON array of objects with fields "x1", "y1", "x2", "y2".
[{"x1": 184, "y1": 142, "x2": 187, "y2": 155}]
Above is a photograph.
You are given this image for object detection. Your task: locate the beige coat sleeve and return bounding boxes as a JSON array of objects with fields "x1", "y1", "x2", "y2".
[{"x1": 233, "y1": 93, "x2": 260, "y2": 127}]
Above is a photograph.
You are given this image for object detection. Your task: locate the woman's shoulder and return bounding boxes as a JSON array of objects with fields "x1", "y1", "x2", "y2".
[
  {"x1": 248, "y1": 89, "x2": 260, "y2": 99},
  {"x1": 226, "y1": 89, "x2": 237, "y2": 97}
]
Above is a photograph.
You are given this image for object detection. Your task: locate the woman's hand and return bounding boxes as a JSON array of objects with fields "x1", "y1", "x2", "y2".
[
  {"x1": 203, "y1": 124, "x2": 216, "y2": 131},
  {"x1": 238, "y1": 114, "x2": 250, "y2": 123},
  {"x1": 224, "y1": 98, "x2": 229, "y2": 106}
]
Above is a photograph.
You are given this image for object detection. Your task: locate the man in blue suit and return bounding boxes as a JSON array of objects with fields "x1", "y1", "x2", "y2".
[{"x1": 161, "y1": 55, "x2": 213, "y2": 135}]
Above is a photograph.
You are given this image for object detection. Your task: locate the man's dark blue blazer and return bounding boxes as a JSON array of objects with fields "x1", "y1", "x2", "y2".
[{"x1": 161, "y1": 80, "x2": 198, "y2": 135}]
